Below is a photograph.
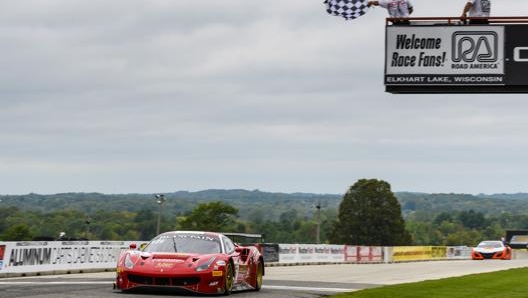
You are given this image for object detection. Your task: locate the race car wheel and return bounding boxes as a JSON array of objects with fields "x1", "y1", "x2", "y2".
[
  {"x1": 254, "y1": 261, "x2": 264, "y2": 291},
  {"x1": 223, "y1": 262, "x2": 234, "y2": 296}
]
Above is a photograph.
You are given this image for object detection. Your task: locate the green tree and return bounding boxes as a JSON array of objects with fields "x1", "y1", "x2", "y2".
[
  {"x1": 329, "y1": 179, "x2": 412, "y2": 246},
  {"x1": 433, "y1": 212, "x2": 454, "y2": 225},
  {"x1": 445, "y1": 229, "x2": 481, "y2": 246},
  {"x1": 458, "y1": 209, "x2": 487, "y2": 230},
  {"x1": 2, "y1": 223, "x2": 34, "y2": 241},
  {"x1": 178, "y1": 201, "x2": 238, "y2": 232},
  {"x1": 406, "y1": 221, "x2": 436, "y2": 245},
  {"x1": 134, "y1": 209, "x2": 157, "y2": 240}
]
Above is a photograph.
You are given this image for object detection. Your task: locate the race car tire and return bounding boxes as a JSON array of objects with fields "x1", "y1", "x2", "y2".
[
  {"x1": 254, "y1": 261, "x2": 264, "y2": 291},
  {"x1": 223, "y1": 262, "x2": 234, "y2": 296}
]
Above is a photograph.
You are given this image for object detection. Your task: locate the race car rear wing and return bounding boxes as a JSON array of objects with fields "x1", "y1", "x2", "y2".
[{"x1": 222, "y1": 232, "x2": 263, "y2": 245}]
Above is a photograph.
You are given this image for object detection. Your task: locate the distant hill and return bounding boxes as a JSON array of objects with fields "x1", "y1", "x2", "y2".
[
  {"x1": 2, "y1": 190, "x2": 528, "y2": 221},
  {"x1": 0, "y1": 190, "x2": 341, "y2": 221},
  {"x1": 397, "y1": 192, "x2": 528, "y2": 217}
]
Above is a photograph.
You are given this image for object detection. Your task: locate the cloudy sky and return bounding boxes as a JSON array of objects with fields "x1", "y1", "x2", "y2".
[{"x1": 1, "y1": 0, "x2": 528, "y2": 196}]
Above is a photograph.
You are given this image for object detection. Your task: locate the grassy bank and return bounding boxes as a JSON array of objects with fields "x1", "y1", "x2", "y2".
[{"x1": 330, "y1": 267, "x2": 528, "y2": 298}]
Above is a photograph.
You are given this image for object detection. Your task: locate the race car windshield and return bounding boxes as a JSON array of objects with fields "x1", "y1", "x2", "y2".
[
  {"x1": 477, "y1": 241, "x2": 502, "y2": 248},
  {"x1": 144, "y1": 234, "x2": 221, "y2": 254}
]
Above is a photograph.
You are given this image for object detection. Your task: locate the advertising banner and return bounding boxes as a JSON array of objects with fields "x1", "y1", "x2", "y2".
[
  {"x1": 385, "y1": 26, "x2": 505, "y2": 86},
  {"x1": 0, "y1": 241, "x2": 133, "y2": 274},
  {"x1": 278, "y1": 244, "x2": 298, "y2": 263},
  {"x1": 277, "y1": 244, "x2": 345, "y2": 263},
  {"x1": 345, "y1": 246, "x2": 383, "y2": 262},
  {"x1": 505, "y1": 25, "x2": 528, "y2": 85},
  {"x1": 392, "y1": 246, "x2": 448, "y2": 262},
  {"x1": 261, "y1": 243, "x2": 279, "y2": 263},
  {"x1": 0, "y1": 241, "x2": 480, "y2": 275},
  {"x1": 0, "y1": 245, "x2": 5, "y2": 270}
]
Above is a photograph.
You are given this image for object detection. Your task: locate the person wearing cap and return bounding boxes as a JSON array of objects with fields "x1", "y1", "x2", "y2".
[
  {"x1": 368, "y1": 0, "x2": 414, "y2": 25},
  {"x1": 461, "y1": 0, "x2": 491, "y2": 24}
]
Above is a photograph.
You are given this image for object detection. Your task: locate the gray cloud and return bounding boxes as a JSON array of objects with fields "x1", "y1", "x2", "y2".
[{"x1": 1, "y1": 0, "x2": 528, "y2": 195}]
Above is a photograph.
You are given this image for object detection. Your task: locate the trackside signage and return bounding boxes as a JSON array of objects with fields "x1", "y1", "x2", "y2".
[
  {"x1": 0, "y1": 242, "x2": 477, "y2": 275},
  {"x1": 385, "y1": 26, "x2": 505, "y2": 85},
  {"x1": 0, "y1": 241, "x2": 133, "y2": 273},
  {"x1": 504, "y1": 25, "x2": 528, "y2": 85}
]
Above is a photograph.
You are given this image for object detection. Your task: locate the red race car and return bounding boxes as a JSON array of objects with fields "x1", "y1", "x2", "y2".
[
  {"x1": 471, "y1": 240, "x2": 512, "y2": 260},
  {"x1": 114, "y1": 231, "x2": 264, "y2": 295}
]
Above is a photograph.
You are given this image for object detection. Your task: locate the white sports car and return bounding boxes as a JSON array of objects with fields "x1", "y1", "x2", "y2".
[{"x1": 471, "y1": 240, "x2": 512, "y2": 260}]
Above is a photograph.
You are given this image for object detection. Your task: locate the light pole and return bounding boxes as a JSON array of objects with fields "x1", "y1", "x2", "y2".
[
  {"x1": 85, "y1": 216, "x2": 91, "y2": 240},
  {"x1": 315, "y1": 202, "x2": 321, "y2": 244},
  {"x1": 154, "y1": 194, "x2": 166, "y2": 235}
]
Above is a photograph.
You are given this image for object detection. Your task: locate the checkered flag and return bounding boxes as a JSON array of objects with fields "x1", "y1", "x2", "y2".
[{"x1": 324, "y1": 0, "x2": 370, "y2": 20}]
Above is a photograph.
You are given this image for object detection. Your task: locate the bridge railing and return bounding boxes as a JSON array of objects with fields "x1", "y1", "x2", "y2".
[{"x1": 385, "y1": 16, "x2": 528, "y2": 26}]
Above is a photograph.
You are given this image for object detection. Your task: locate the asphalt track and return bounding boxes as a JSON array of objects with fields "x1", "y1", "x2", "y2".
[{"x1": 1, "y1": 260, "x2": 527, "y2": 298}]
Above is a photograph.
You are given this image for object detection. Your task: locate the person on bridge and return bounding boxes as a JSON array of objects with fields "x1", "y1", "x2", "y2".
[
  {"x1": 368, "y1": 0, "x2": 414, "y2": 25},
  {"x1": 461, "y1": 0, "x2": 491, "y2": 24}
]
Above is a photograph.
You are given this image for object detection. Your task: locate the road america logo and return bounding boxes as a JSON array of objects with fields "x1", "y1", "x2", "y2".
[{"x1": 451, "y1": 31, "x2": 499, "y2": 69}]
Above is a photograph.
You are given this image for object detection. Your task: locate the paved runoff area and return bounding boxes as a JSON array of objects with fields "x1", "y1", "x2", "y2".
[{"x1": 264, "y1": 259, "x2": 528, "y2": 286}]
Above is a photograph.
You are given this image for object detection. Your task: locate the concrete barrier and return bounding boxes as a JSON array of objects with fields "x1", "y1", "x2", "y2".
[
  {"x1": 0, "y1": 241, "x2": 478, "y2": 277},
  {"x1": 0, "y1": 241, "x2": 133, "y2": 277}
]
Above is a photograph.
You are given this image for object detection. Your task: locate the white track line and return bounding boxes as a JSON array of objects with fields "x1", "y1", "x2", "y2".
[
  {"x1": 0, "y1": 281, "x2": 355, "y2": 293},
  {"x1": 263, "y1": 285, "x2": 356, "y2": 293},
  {"x1": 0, "y1": 281, "x2": 109, "y2": 285}
]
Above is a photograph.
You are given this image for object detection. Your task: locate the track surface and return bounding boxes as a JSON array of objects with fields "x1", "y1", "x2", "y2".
[{"x1": 1, "y1": 260, "x2": 527, "y2": 298}]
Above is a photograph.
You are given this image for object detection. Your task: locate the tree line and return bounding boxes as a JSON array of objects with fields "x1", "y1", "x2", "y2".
[{"x1": 2, "y1": 181, "x2": 528, "y2": 246}]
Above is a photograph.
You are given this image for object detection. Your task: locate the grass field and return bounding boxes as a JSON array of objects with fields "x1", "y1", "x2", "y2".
[{"x1": 330, "y1": 267, "x2": 528, "y2": 298}]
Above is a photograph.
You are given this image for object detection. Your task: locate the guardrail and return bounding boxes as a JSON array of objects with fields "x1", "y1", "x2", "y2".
[{"x1": 0, "y1": 241, "x2": 475, "y2": 277}]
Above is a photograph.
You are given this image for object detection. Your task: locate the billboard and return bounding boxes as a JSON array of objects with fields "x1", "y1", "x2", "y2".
[
  {"x1": 504, "y1": 25, "x2": 528, "y2": 86},
  {"x1": 385, "y1": 23, "x2": 528, "y2": 93}
]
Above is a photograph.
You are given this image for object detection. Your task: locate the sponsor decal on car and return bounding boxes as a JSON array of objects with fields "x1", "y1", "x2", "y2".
[
  {"x1": 155, "y1": 262, "x2": 176, "y2": 268},
  {"x1": 212, "y1": 270, "x2": 223, "y2": 277}
]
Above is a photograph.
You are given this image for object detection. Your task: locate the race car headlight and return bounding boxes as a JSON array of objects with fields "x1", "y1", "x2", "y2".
[
  {"x1": 124, "y1": 254, "x2": 134, "y2": 269},
  {"x1": 195, "y1": 256, "x2": 216, "y2": 272}
]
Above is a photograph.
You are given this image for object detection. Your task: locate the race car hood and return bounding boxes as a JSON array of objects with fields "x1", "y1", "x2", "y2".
[
  {"x1": 125, "y1": 251, "x2": 221, "y2": 272},
  {"x1": 473, "y1": 246, "x2": 504, "y2": 253}
]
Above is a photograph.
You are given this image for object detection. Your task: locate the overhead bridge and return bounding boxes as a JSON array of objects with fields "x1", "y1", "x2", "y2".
[{"x1": 383, "y1": 17, "x2": 528, "y2": 94}]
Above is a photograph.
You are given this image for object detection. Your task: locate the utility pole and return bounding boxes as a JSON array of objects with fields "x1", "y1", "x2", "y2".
[{"x1": 154, "y1": 194, "x2": 166, "y2": 235}]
